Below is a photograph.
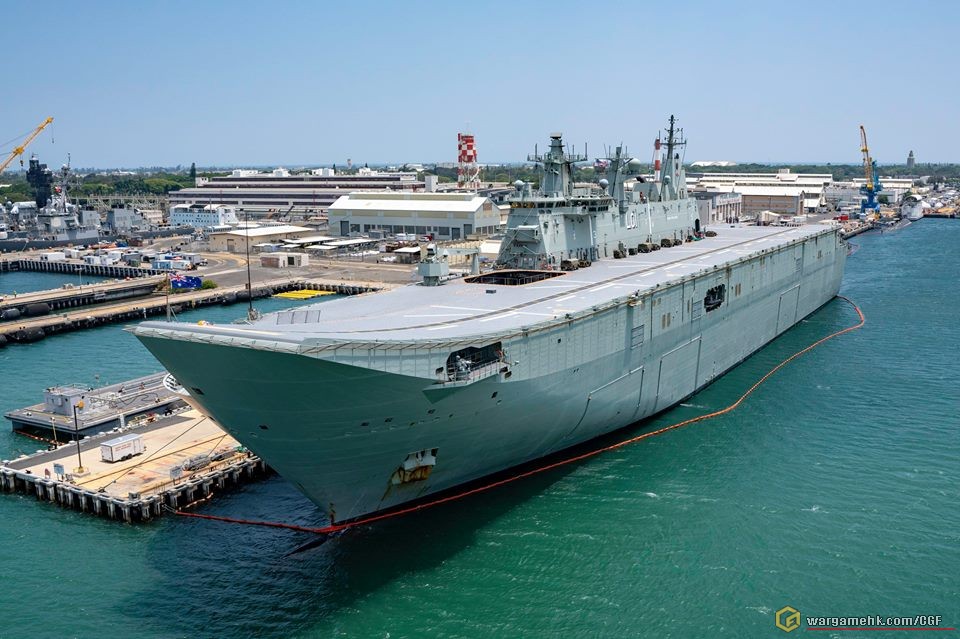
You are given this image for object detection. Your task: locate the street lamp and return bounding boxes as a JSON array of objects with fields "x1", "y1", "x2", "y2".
[
  {"x1": 49, "y1": 416, "x2": 59, "y2": 445},
  {"x1": 76, "y1": 265, "x2": 83, "y2": 291},
  {"x1": 72, "y1": 400, "x2": 86, "y2": 474}
]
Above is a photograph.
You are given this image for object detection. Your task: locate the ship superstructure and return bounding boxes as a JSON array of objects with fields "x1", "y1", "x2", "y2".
[
  {"x1": 497, "y1": 116, "x2": 697, "y2": 272},
  {"x1": 901, "y1": 194, "x2": 924, "y2": 222},
  {"x1": 2, "y1": 157, "x2": 100, "y2": 243},
  {"x1": 133, "y1": 118, "x2": 847, "y2": 525}
]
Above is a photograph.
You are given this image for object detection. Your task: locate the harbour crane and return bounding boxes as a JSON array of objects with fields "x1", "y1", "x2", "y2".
[
  {"x1": 266, "y1": 204, "x2": 295, "y2": 221},
  {"x1": 0, "y1": 117, "x2": 54, "y2": 173},
  {"x1": 859, "y1": 124, "x2": 883, "y2": 215}
]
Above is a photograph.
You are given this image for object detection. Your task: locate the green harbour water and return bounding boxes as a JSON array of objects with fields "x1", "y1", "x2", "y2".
[
  {"x1": 0, "y1": 221, "x2": 957, "y2": 638},
  {"x1": 0, "y1": 270, "x2": 111, "y2": 297}
]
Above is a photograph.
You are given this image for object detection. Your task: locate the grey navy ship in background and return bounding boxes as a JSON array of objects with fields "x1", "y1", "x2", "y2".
[
  {"x1": 133, "y1": 117, "x2": 847, "y2": 524},
  {"x1": 1, "y1": 157, "x2": 100, "y2": 244}
]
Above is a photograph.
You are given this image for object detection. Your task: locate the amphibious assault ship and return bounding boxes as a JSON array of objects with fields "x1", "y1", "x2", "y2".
[{"x1": 133, "y1": 118, "x2": 846, "y2": 524}]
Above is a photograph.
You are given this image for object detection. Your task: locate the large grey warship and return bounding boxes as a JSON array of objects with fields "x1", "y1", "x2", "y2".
[
  {"x1": 133, "y1": 118, "x2": 846, "y2": 524},
  {"x1": 2, "y1": 157, "x2": 101, "y2": 244}
]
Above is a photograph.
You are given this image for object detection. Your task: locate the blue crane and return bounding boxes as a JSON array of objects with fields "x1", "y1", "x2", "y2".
[{"x1": 859, "y1": 125, "x2": 883, "y2": 215}]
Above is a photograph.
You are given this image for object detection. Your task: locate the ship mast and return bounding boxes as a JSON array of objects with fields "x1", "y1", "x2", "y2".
[
  {"x1": 528, "y1": 134, "x2": 585, "y2": 198},
  {"x1": 243, "y1": 207, "x2": 258, "y2": 322},
  {"x1": 660, "y1": 115, "x2": 686, "y2": 201},
  {"x1": 56, "y1": 154, "x2": 71, "y2": 216}
]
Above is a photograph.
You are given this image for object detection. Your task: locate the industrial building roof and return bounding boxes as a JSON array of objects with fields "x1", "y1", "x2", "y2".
[
  {"x1": 328, "y1": 192, "x2": 491, "y2": 213},
  {"x1": 689, "y1": 171, "x2": 832, "y2": 196},
  {"x1": 702, "y1": 185, "x2": 812, "y2": 197},
  {"x1": 171, "y1": 188, "x2": 364, "y2": 196},
  {"x1": 323, "y1": 238, "x2": 380, "y2": 247},
  {"x1": 211, "y1": 225, "x2": 311, "y2": 237},
  {"x1": 282, "y1": 235, "x2": 337, "y2": 244},
  {"x1": 851, "y1": 178, "x2": 914, "y2": 188},
  {"x1": 693, "y1": 172, "x2": 832, "y2": 182}
]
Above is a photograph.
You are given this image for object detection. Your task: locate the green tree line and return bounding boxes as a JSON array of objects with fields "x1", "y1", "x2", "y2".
[{"x1": 1, "y1": 170, "x2": 217, "y2": 203}]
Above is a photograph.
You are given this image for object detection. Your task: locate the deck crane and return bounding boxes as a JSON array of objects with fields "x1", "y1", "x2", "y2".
[
  {"x1": 417, "y1": 243, "x2": 481, "y2": 286},
  {"x1": 0, "y1": 117, "x2": 54, "y2": 173},
  {"x1": 859, "y1": 124, "x2": 883, "y2": 215}
]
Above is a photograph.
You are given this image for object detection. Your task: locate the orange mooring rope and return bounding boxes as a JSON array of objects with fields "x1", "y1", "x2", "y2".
[{"x1": 171, "y1": 296, "x2": 866, "y2": 536}]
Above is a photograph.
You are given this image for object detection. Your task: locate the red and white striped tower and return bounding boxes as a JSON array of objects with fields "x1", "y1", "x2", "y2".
[
  {"x1": 457, "y1": 132, "x2": 480, "y2": 190},
  {"x1": 653, "y1": 137, "x2": 662, "y2": 183}
]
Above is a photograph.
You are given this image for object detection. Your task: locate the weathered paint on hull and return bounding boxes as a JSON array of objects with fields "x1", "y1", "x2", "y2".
[{"x1": 138, "y1": 229, "x2": 845, "y2": 523}]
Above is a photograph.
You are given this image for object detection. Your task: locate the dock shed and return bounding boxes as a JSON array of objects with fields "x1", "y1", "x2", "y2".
[
  {"x1": 327, "y1": 192, "x2": 501, "y2": 240},
  {"x1": 207, "y1": 225, "x2": 312, "y2": 253},
  {"x1": 259, "y1": 252, "x2": 310, "y2": 268},
  {"x1": 391, "y1": 245, "x2": 423, "y2": 264}
]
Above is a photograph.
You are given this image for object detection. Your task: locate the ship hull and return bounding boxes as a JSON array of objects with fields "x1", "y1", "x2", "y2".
[{"x1": 137, "y1": 228, "x2": 845, "y2": 524}]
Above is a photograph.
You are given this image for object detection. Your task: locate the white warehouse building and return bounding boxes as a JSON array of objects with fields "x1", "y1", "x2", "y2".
[
  {"x1": 824, "y1": 177, "x2": 914, "y2": 210},
  {"x1": 688, "y1": 169, "x2": 831, "y2": 216},
  {"x1": 327, "y1": 192, "x2": 502, "y2": 240},
  {"x1": 169, "y1": 204, "x2": 240, "y2": 229}
]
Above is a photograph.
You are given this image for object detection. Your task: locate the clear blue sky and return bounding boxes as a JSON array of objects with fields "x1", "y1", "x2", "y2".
[{"x1": 3, "y1": 0, "x2": 956, "y2": 168}]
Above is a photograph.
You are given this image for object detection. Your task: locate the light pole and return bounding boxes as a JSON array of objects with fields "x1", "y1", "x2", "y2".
[
  {"x1": 241, "y1": 207, "x2": 257, "y2": 322},
  {"x1": 72, "y1": 400, "x2": 86, "y2": 474},
  {"x1": 49, "y1": 416, "x2": 59, "y2": 445},
  {"x1": 77, "y1": 265, "x2": 83, "y2": 291}
]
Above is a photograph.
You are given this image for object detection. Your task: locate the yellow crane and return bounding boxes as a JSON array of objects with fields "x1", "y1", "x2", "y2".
[
  {"x1": 0, "y1": 117, "x2": 54, "y2": 173},
  {"x1": 859, "y1": 125, "x2": 873, "y2": 190}
]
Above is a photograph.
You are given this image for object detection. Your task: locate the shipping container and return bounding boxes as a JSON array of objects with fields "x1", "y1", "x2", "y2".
[{"x1": 100, "y1": 433, "x2": 145, "y2": 463}]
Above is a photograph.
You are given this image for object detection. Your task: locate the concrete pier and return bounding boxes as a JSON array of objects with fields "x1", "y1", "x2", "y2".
[
  {"x1": 5, "y1": 372, "x2": 186, "y2": 439},
  {"x1": 0, "y1": 257, "x2": 161, "y2": 278},
  {"x1": 0, "y1": 409, "x2": 269, "y2": 523},
  {"x1": 0, "y1": 277, "x2": 390, "y2": 345},
  {"x1": 840, "y1": 220, "x2": 874, "y2": 239},
  {"x1": 0, "y1": 276, "x2": 165, "y2": 315}
]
